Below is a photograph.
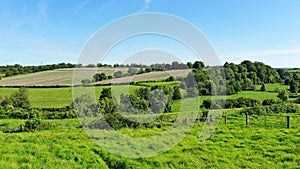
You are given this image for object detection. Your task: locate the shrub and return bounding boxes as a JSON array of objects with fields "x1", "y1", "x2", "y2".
[
  {"x1": 20, "y1": 111, "x2": 42, "y2": 132},
  {"x1": 202, "y1": 97, "x2": 260, "y2": 109},
  {"x1": 262, "y1": 99, "x2": 278, "y2": 106},
  {"x1": 295, "y1": 97, "x2": 300, "y2": 104}
]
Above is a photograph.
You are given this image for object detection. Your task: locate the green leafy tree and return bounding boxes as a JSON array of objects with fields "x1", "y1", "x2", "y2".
[
  {"x1": 192, "y1": 61, "x2": 205, "y2": 69},
  {"x1": 149, "y1": 89, "x2": 167, "y2": 113},
  {"x1": 290, "y1": 80, "x2": 298, "y2": 94},
  {"x1": 81, "y1": 79, "x2": 91, "y2": 86},
  {"x1": 73, "y1": 93, "x2": 98, "y2": 117},
  {"x1": 99, "y1": 88, "x2": 112, "y2": 100},
  {"x1": 135, "y1": 87, "x2": 150, "y2": 100},
  {"x1": 113, "y1": 71, "x2": 123, "y2": 78},
  {"x1": 21, "y1": 111, "x2": 42, "y2": 132},
  {"x1": 260, "y1": 83, "x2": 266, "y2": 92},
  {"x1": 10, "y1": 88, "x2": 30, "y2": 109},
  {"x1": 277, "y1": 89, "x2": 289, "y2": 102},
  {"x1": 172, "y1": 86, "x2": 181, "y2": 100},
  {"x1": 242, "y1": 78, "x2": 254, "y2": 91},
  {"x1": 93, "y1": 73, "x2": 107, "y2": 82},
  {"x1": 127, "y1": 67, "x2": 139, "y2": 76},
  {"x1": 99, "y1": 97, "x2": 116, "y2": 114}
]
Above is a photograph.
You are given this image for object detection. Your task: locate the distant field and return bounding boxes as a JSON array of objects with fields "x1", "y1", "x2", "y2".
[
  {"x1": 0, "y1": 68, "x2": 128, "y2": 87},
  {"x1": 0, "y1": 68, "x2": 190, "y2": 87},
  {"x1": 93, "y1": 69, "x2": 191, "y2": 85},
  {"x1": 255, "y1": 83, "x2": 289, "y2": 92},
  {"x1": 288, "y1": 69, "x2": 300, "y2": 73},
  {"x1": 138, "y1": 81, "x2": 180, "y2": 87},
  {"x1": 0, "y1": 87, "x2": 283, "y2": 109},
  {"x1": 0, "y1": 85, "x2": 141, "y2": 108}
]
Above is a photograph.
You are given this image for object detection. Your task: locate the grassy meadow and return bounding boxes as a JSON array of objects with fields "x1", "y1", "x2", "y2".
[
  {"x1": 1, "y1": 113, "x2": 300, "y2": 168},
  {"x1": 0, "y1": 69, "x2": 299, "y2": 168}
]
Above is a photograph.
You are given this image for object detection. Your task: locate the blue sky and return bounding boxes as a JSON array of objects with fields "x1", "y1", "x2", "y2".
[{"x1": 0, "y1": 0, "x2": 300, "y2": 67}]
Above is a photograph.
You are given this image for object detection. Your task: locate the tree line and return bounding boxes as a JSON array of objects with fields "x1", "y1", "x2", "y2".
[{"x1": 0, "y1": 63, "x2": 75, "y2": 78}]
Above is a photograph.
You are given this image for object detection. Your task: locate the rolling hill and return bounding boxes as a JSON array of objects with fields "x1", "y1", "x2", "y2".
[{"x1": 0, "y1": 68, "x2": 190, "y2": 87}]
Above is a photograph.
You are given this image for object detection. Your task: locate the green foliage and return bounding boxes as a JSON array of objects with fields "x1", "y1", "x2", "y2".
[
  {"x1": 262, "y1": 99, "x2": 278, "y2": 106},
  {"x1": 277, "y1": 89, "x2": 289, "y2": 102},
  {"x1": 149, "y1": 89, "x2": 167, "y2": 113},
  {"x1": 172, "y1": 86, "x2": 181, "y2": 100},
  {"x1": 260, "y1": 83, "x2": 266, "y2": 91},
  {"x1": 202, "y1": 97, "x2": 260, "y2": 109},
  {"x1": 127, "y1": 67, "x2": 139, "y2": 76},
  {"x1": 241, "y1": 103, "x2": 298, "y2": 115},
  {"x1": 93, "y1": 73, "x2": 108, "y2": 82},
  {"x1": 186, "y1": 87, "x2": 199, "y2": 98},
  {"x1": 135, "y1": 87, "x2": 150, "y2": 100},
  {"x1": 81, "y1": 79, "x2": 91, "y2": 86},
  {"x1": 192, "y1": 61, "x2": 205, "y2": 69},
  {"x1": 99, "y1": 98, "x2": 116, "y2": 115},
  {"x1": 20, "y1": 110, "x2": 42, "y2": 132},
  {"x1": 73, "y1": 93, "x2": 98, "y2": 117},
  {"x1": 290, "y1": 80, "x2": 298, "y2": 93},
  {"x1": 119, "y1": 94, "x2": 149, "y2": 114},
  {"x1": 0, "y1": 88, "x2": 31, "y2": 109},
  {"x1": 0, "y1": 63, "x2": 75, "y2": 77},
  {"x1": 242, "y1": 78, "x2": 254, "y2": 90},
  {"x1": 113, "y1": 71, "x2": 123, "y2": 78},
  {"x1": 165, "y1": 76, "x2": 175, "y2": 82},
  {"x1": 295, "y1": 97, "x2": 300, "y2": 104},
  {"x1": 99, "y1": 88, "x2": 112, "y2": 100}
]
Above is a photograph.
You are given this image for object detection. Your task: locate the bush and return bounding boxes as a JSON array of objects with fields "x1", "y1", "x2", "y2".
[
  {"x1": 202, "y1": 97, "x2": 260, "y2": 109},
  {"x1": 262, "y1": 99, "x2": 278, "y2": 106},
  {"x1": 240, "y1": 103, "x2": 299, "y2": 115},
  {"x1": 295, "y1": 97, "x2": 300, "y2": 104},
  {"x1": 20, "y1": 111, "x2": 42, "y2": 132}
]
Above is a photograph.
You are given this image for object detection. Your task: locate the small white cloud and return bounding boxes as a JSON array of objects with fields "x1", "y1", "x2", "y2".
[
  {"x1": 140, "y1": 0, "x2": 152, "y2": 12},
  {"x1": 75, "y1": 0, "x2": 90, "y2": 13},
  {"x1": 145, "y1": 0, "x2": 151, "y2": 4},
  {"x1": 289, "y1": 39, "x2": 297, "y2": 42},
  {"x1": 38, "y1": 0, "x2": 48, "y2": 21}
]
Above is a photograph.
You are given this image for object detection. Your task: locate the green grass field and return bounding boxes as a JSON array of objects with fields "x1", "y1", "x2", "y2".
[
  {"x1": 255, "y1": 83, "x2": 289, "y2": 92},
  {"x1": 1, "y1": 113, "x2": 300, "y2": 168},
  {"x1": 0, "y1": 85, "x2": 141, "y2": 108},
  {"x1": 287, "y1": 69, "x2": 300, "y2": 73},
  {"x1": 0, "y1": 85, "x2": 287, "y2": 109},
  {"x1": 138, "y1": 81, "x2": 180, "y2": 87}
]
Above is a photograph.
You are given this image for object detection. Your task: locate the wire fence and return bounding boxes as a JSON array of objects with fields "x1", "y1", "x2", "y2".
[{"x1": 224, "y1": 114, "x2": 300, "y2": 129}]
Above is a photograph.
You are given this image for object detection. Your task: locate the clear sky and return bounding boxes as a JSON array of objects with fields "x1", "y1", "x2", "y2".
[{"x1": 0, "y1": 0, "x2": 300, "y2": 67}]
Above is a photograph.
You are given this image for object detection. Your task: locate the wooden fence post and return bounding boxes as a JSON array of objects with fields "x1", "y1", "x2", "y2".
[
  {"x1": 224, "y1": 115, "x2": 227, "y2": 125},
  {"x1": 246, "y1": 113, "x2": 249, "y2": 125},
  {"x1": 287, "y1": 116, "x2": 290, "y2": 128}
]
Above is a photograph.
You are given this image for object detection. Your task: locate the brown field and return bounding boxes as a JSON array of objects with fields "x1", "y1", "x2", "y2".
[
  {"x1": 0, "y1": 68, "x2": 190, "y2": 87},
  {"x1": 93, "y1": 69, "x2": 191, "y2": 85}
]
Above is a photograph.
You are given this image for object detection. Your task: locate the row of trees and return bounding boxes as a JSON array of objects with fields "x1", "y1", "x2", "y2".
[
  {"x1": 0, "y1": 63, "x2": 75, "y2": 77},
  {"x1": 176, "y1": 60, "x2": 299, "y2": 96},
  {"x1": 74, "y1": 85, "x2": 182, "y2": 118}
]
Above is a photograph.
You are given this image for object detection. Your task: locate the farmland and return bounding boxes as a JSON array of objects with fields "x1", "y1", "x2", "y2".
[
  {"x1": 0, "y1": 68, "x2": 190, "y2": 87},
  {"x1": 1, "y1": 113, "x2": 300, "y2": 168},
  {"x1": 0, "y1": 84, "x2": 284, "y2": 108},
  {"x1": 0, "y1": 60, "x2": 299, "y2": 168}
]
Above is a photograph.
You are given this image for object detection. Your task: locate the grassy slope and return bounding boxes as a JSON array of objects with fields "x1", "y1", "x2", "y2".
[
  {"x1": 255, "y1": 83, "x2": 289, "y2": 92},
  {"x1": 0, "y1": 68, "x2": 128, "y2": 87},
  {"x1": 0, "y1": 85, "x2": 141, "y2": 108},
  {"x1": 0, "y1": 84, "x2": 288, "y2": 108},
  {"x1": 1, "y1": 114, "x2": 300, "y2": 168},
  {"x1": 0, "y1": 68, "x2": 190, "y2": 87}
]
